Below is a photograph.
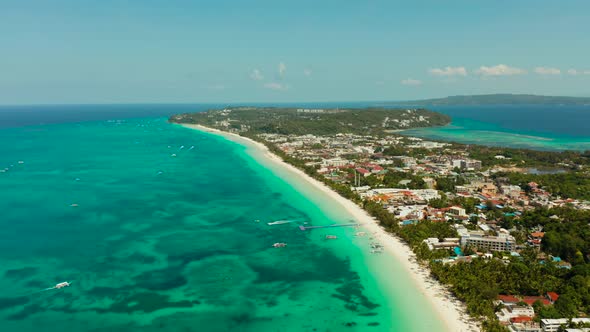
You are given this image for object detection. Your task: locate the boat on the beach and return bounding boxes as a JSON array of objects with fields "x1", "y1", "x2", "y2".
[{"x1": 272, "y1": 242, "x2": 287, "y2": 248}]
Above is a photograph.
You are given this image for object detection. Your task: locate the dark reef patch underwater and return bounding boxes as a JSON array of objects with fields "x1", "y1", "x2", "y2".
[{"x1": 0, "y1": 117, "x2": 399, "y2": 331}]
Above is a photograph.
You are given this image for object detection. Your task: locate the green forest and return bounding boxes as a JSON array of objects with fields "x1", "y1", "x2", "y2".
[{"x1": 170, "y1": 107, "x2": 450, "y2": 136}]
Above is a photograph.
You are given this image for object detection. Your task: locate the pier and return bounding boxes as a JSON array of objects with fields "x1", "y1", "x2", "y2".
[{"x1": 298, "y1": 223, "x2": 360, "y2": 231}]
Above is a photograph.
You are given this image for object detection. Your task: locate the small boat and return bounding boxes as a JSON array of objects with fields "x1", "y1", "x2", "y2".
[
  {"x1": 272, "y1": 243, "x2": 287, "y2": 248},
  {"x1": 18, "y1": 161, "x2": 24, "y2": 164},
  {"x1": 254, "y1": 219, "x2": 260, "y2": 223},
  {"x1": 267, "y1": 219, "x2": 297, "y2": 226},
  {"x1": 54, "y1": 281, "x2": 71, "y2": 289},
  {"x1": 171, "y1": 154, "x2": 177, "y2": 157},
  {"x1": 325, "y1": 235, "x2": 338, "y2": 240},
  {"x1": 70, "y1": 204, "x2": 79, "y2": 207}
]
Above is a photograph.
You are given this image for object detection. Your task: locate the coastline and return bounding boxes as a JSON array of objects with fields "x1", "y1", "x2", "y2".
[{"x1": 180, "y1": 123, "x2": 479, "y2": 332}]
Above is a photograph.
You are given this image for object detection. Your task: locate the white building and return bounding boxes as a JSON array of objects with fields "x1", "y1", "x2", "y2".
[
  {"x1": 496, "y1": 306, "x2": 535, "y2": 322},
  {"x1": 449, "y1": 206, "x2": 467, "y2": 217},
  {"x1": 322, "y1": 158, "x2": 349, "y2": 167},
  {"x1": 541, "y1": 318, "x2": 590, "y2": 332},
  {"x1": 460, "y1": 231, "x2": 516, "y2": 252}
]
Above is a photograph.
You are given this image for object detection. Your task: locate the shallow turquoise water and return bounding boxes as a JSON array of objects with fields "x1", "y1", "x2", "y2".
[
  {"x1": 0, "y1": 118, "x2": 445, "y2": 331},
  {"x1": 400, "y1": 105, "x2": 590, "y2": 151}
]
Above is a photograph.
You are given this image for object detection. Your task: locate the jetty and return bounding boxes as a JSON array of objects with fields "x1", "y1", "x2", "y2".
[{"x1": 298, "y1": 223, "x2": 359, "y2": 231}]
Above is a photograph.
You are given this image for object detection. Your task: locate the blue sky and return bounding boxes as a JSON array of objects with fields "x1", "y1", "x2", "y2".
[{"x1": 1, "y1": 0, "x2": 589, "y2": 104}]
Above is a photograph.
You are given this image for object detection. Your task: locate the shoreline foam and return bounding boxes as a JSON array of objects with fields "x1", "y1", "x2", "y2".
[{"x1": 180, "y1": 123, "x2": 479, "y2": 332}]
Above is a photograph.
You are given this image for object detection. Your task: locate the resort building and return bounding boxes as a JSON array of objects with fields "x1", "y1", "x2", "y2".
[
  {"x1": 460, "y1": 231, "x2": 516, "y2": 252},
  {"x1": 541, "y1": 318, "x2": 590, "y2": 332},
  {"x1": 497, "y1": 305, "x2": 535, "y2": 322}
]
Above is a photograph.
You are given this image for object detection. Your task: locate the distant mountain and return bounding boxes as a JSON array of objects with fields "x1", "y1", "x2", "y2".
[{"x1": 394, "y1": 94, "x2": 590, "y2": 106}]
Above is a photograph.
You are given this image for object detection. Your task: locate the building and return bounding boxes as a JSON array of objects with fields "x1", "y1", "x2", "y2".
[
  {"x1": 449, "y1": 206, "x2": 467, "y2": 217},
  {"x1": 423, "y1": 177, "x2": 437, "y2": 189},
  {"x1": 452, "y1": 159, "x2": 482, "y2": 170},
  {"x1": 423, "y1": 237, "x2": 460, "y2": 250},
  {"x1": 322, "y1": 157, "x2": 349, "y2": 167},
  {"x1": 497, "y1": 306, "x2": 535, "y2": 323},
  {"x1": 541, "y1": 318, "x2": 590, "y2": 332},
  {"x1": 460, "y1": 231, "x2": 516, "y2": 252},
  {"x1": 508, "y1": 320, "x2": 542, "y2": 332},
  {"x1": 481, "y1": 183, "x2": 498, "y2": 196}
]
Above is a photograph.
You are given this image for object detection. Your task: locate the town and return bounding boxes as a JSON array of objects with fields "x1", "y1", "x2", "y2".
[{"x1": 172, "y1": 108, "x2": 590, "y2": 332}]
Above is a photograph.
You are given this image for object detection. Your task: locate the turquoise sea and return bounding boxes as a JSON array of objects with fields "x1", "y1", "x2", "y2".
[
  {"x1": 0, "y1": 109, "x2": 448, "y2": 331},
  {"x1": 400, "y1": 105, "x2": 590, "y2": 151}
]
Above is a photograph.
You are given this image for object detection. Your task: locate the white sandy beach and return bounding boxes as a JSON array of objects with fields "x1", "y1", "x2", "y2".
[{"x1": 181, "y1": 123, "x2": 480, "y2": 332}]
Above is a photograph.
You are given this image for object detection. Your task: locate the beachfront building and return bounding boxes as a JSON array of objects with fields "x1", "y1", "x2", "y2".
[
  {"x1": 460, "y1": 231, "x2": 516, "y2": 252},
  {"x1": 541, "y1": 318, "x2": 590, "y2": 332},
  {"x1": 507, "y1": 320, "x2": 542, "y2": 332},
  {"x1": 423, "y1": 237, "x2": 460, "y2": 250},
  {"x1": 497, "y1": 305, "x2": 535, "y2": 323}
]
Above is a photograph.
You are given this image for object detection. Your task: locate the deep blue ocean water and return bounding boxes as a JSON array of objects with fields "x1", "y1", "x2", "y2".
[{"x1": 400, "y1": 105, "x2": 590, "y2": 151}]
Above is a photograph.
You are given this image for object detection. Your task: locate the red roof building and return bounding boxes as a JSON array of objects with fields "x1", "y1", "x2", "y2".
[
  {"x1": 355, "y1": 168, "x2": 370, "y2": 174},
  {"x1": 546, "y1": 292, "x2": 559, "y2": 303},
  {"x1": 497, "y1": 295, "x2": 520, "y2": 304},
  {"x1": 511, "y1": 316, "x2": 533, "y2": 324},
  {"x1": 522, "y1": 296, "x2": 551, "y2": 306}
]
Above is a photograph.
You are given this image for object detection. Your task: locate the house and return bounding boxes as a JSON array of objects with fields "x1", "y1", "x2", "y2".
[
  {"x1": 546, "y1": 292, "x2": 559, "y2": 304},
  {"x1": 496, "y1": 295, "x2": 520, "y2": 306},
  {"x1": 481, "y1": 183, "x2": 498, "y2": 196},
  {"x1": 522, "y1": 296, "x2": 551, "y2": 306},
  {"x1": 355, "y1": 168, "x2": 370, "y2": 177}
]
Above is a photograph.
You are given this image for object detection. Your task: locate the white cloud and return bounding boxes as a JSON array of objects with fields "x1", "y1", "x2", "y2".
[
  {"x1": 534, "y1": 67, "x2": 561, "y2": 75},
  {"x1": 303, "y1": 68, "x2": 312, "y2": 77},
  {"x1": 568, "y1": 69, "x2": 590, "y2": 76},
  {"x1": 264, "y1": 82, "x2": 289, "y2": 91},
  {"x1": 278, "y1": 62, "x2": 287, "y2": 77},
  {"x1": 475, "y1": 64, "x2": 526, "y2": 76},
  {"x1": 429, "y1": 66, "x2": 467, "y2": 77},
  {"x1": 401, "y1": 78, "x2": 422, "y2": 86},
  {"x1": 250, "y1": 69, "x2": 264, "y2": 81}
]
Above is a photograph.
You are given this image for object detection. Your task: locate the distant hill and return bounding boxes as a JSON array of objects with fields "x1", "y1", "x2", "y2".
[{"x1": 393, "y1": 94, "x2": 590, "y2": 106}]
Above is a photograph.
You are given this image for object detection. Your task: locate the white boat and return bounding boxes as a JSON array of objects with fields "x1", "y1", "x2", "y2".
[
  {"x1": 325, "y1": 235, "x2": 338, "y2": 240},
  {"x1": 267, "y1": 219, "x2": 297, "y2": 226},
  {"x1": 272, "y1": 243, "x2": 287, "y2": 248}
]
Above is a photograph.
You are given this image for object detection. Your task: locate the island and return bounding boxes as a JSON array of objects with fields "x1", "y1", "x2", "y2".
[
  {"x1": 171, "y1": 106, "x2": 590, "y2": 332},
  {"x1": 392, "y1": 93, "x2": 590, "y2": 106}
]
